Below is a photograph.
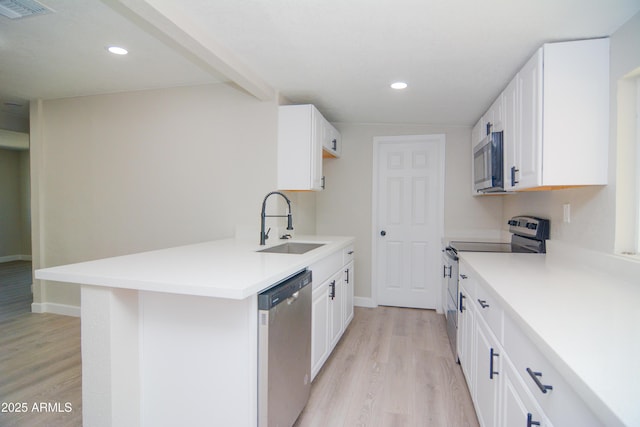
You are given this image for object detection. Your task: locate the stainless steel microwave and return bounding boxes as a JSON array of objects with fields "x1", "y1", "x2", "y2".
[{"x1": 473, "y1": 130, "x2": 504, "y2": 193}]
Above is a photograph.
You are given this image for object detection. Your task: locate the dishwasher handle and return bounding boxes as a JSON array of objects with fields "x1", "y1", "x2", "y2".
[{"x1": 287, "y1": 291, "x2": 300, "y2": 305}]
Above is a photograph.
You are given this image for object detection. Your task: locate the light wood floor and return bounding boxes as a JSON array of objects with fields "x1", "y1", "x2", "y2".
[
  {"x1": 0, "y1": 307, "x2": 477, "y2": 427},
  {"x1": 295, "y1": 306, "x2": 479, "y2": 427},
  {"x1": 0, "y1": 313, "x2": 82, "y2": 427}
]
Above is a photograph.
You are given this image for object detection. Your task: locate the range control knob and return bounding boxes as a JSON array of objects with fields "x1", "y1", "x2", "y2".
[
  {"x1": 507, "y1": 219, "x2": 518, "y2": 226},
  {"x1": 526, "y1": 223, "x2": 538, "y2": 230}
]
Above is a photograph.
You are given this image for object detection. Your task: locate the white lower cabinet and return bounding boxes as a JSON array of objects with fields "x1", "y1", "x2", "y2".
[
  {"x1": 311, "y1": 278, "x2": 330, "y2": 378},
  {"x1": 474, "y1": 317, "x2": 501, "y2": 427},
  {"x1": 459, "y1": 259, "x2": 600, "y2": 427},
  {"x1": 310, "y1": 245, "x2": 355, "y2": 380}
]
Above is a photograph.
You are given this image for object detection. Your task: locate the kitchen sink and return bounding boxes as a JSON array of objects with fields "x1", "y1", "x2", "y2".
[{"x1": 257, "y1": 242, "x2": 325, "y2": 254}]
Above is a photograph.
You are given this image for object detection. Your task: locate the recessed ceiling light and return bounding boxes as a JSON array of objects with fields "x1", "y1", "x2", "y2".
[
  {"x1": 107, "y1": 46, "x2": 128, "y2": 55},
  {"x1": 390, "y1": 82, "x2": 408, "y2": 90}
]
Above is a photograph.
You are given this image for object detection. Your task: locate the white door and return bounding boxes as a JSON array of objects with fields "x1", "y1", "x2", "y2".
[{"x1": 373, "y1": 134, "x2": 445, "y2": 309}]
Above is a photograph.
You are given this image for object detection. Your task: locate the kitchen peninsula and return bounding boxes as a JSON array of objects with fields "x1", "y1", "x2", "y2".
[{"x1": 35, "y1": 235, "x2": 354, "y2": 427}]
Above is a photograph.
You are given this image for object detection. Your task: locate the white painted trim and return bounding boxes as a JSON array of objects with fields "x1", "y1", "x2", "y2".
[
  {"x1": 354, "y1": 296, "x2": 376, "y2": 308},
  {"x1": 371, "y1": 134, "x2": 446, "y2": 310},
  {"x1": 31, "y1": 302, "x2": 80, "y2": 317},
  {"x1": 0, "y1": 254, "x2": 33, "y2": 262}
]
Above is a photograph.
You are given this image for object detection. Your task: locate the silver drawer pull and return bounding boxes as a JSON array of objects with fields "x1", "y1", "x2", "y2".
[{"x1": 526, "y1": 367, "x2": 553, "y2": 394}]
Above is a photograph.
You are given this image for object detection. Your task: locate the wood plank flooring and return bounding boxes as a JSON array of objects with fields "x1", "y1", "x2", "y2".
[
  {"x1": 0, "y1": 261, "x2": 33, "y2": 322},
  {"x1": 295, "y1": 306, "x2": 479, "y2": 427},
  {"x1": 0, "y1": 306, "x2": 477, "y2": 427},
  {"x1": 0, "y1": 313, "x2": 82, "y2": 427}
]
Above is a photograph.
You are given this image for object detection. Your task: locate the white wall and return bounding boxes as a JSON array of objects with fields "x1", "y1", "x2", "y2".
[
  {"x1": 315, "y1": 123, "x2": 502, "y2": 300},
  {"x1": 503, "y1": 12, "x2": 640, "y2": 253},
  {"x1": 31, "y1": 83, "x2": 279, "y2": 309}
]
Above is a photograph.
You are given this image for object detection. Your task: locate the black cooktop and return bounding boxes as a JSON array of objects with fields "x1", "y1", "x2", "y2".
[{"x1": 448, "y1": 216, "x2": 549, "y2": 254}]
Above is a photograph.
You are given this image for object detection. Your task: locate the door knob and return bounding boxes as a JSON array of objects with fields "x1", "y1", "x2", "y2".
[{"x1": 380, "y1": 230, "x2": 386, "y2": 236}]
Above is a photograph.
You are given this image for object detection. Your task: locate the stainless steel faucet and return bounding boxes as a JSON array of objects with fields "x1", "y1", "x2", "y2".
[{"x1": 260, "y1": 191, "x2": 293, "y2": 245}]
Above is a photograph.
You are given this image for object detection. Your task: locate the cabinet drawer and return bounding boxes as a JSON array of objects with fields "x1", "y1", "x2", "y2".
[
  {"x1": 502, "y1": 352, "x2": 550, "y2": 427},
  {"x1": 459, "y1": 263, "x2": 477, "y2": 301},
  {"x1": 309, "y1": 250, "x2": 342, "y2": 289},
  {"x1": 503, "y1": 314, "x2": 602, "y2": 427},
  {"x1": 474, "y1": 278, "x2": 503, "y2": 344},
  {"x1": 343, "y1": 245, "x2": 354, "y2": 264}
]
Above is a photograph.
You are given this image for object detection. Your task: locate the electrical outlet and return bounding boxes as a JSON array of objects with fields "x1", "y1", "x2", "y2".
[{"x1": 563, "y1": 203, "x2": 571, "y2": 223}]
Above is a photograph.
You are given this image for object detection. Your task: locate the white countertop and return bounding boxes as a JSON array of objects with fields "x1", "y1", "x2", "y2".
[
  {"x1": 35, "y1": 235, "x2": 354, "y2": 299},
  {"x1": 459, "y1": 250, "x2": 640, "y2": 427}
]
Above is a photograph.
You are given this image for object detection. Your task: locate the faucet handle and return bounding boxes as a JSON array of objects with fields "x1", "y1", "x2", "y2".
[{"x1": 265, "y1": 227, "x2": 271, "y2": 241}]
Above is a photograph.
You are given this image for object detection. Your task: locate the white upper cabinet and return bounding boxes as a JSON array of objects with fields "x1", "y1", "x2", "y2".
[
  {"x1": 506, "y1": 38, "x2": 610, "y2": 190},
  {"x1": 322, "y1": 116, "x2": 342, "y2": 158},
  {"x1": 511, "y1": 50, "x2": 543, "y2": 190},
  {"x1": 277, "y1": 104, "x2": 341, "y2": 191}
]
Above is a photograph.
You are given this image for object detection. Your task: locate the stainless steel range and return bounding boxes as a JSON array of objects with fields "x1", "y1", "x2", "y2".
[{"x1": 443, "y1": 216, "x2": 550, "y2": 359}]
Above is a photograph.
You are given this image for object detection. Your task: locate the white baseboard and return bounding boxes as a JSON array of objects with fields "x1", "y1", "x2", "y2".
[
  {"x1": 0, "y1": 254, "x2": 33, "y2": 263},
  {"x1": 31, "y1": 302, "x2": 80, "y2": 317},
  {"x1": 354, "y1": 297, "x2": 377, "y2": 308}
]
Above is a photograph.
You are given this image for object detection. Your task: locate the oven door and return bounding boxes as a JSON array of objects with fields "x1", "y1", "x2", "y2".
[{"x1": 444, "y1": 248, "x2": 459, "y2": 359}]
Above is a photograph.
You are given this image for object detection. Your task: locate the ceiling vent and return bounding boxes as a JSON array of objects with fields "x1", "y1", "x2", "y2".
[{"x1": 0, "y1": 0, "x2": 53, "y2": 19}]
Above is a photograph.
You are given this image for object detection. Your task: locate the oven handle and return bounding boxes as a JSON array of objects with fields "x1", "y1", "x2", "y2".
[{"x1": 444, "y1": 247, "x2": 458, "y2": 260}]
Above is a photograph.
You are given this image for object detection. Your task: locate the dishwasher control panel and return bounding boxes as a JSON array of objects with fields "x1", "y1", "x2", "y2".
[{"x1": 258, "y1": 270, "x2": 312, "y2": 310}]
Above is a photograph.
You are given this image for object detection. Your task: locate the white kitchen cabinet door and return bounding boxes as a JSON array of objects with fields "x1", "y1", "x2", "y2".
[
  {"x1": 516, "y1": 48, "x2": 544, "y2": 189},
  {"x1": 474, "y1": 318, "x2": 501, "y2": 427},
  {"x1": 278, "y1": 104, "x2": 324, "y2": 191},
  {"x1": 503, "y1": 75, "x2": 519, "y2": 190},
  {"x1": 322, "y1": 119, "x2": 341, "y2": 158},
  {"x1": 311, "y1": 280, "x2": 330, "y2": 380},
  {"x1": 472, "y1": 118, "x2": 483, "y2": 147},
  {"x1": 458, "y1": 283, "x2": 476, "y2": 393},
  {"x1": 328, "y1": 270, "x2": 344, "y2": 350},
  {"x1": 343, "y1": 260, "x2": 354, "y2": 327}
]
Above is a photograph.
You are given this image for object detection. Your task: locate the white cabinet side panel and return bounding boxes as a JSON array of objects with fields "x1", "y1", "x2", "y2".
[
  {"x1": 543, "y1": 38, "x2": 609, "y2": 185},
  {"x1": 139, "y1": 292, "x2": 257, "y2": 427}
]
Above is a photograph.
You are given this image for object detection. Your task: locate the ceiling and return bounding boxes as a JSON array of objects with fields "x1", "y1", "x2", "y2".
[{"x1": 1, "y1": 0, "x2": 639, "y2": 127}]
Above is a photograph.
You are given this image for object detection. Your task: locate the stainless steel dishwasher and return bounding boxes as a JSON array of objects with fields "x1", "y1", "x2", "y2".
[{"x1": 258, "y1": 269, "x2": 312, "y2": 427}]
